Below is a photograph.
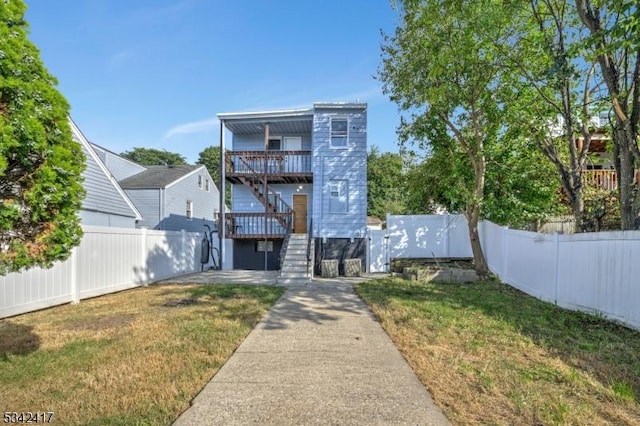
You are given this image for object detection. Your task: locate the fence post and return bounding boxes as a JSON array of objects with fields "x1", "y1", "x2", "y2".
[
  {"x1": 70, "y1": 247, "x2": 79, "y2": 304},
  {"x1": 502, "y1": 226, "x2": 509, "y2": 280},
  {"x1": 554, "y1": 232, "x2": 560, "y2": 305},
  {"x1": 181, "y1": 229, "x2": 187, "y2": 274},
  {"x1": 443, "y1": 213, "x2": 450, "y2": 258},
  {"x1": 141, "y1": 227, "x2": 148, "y2": 286}
]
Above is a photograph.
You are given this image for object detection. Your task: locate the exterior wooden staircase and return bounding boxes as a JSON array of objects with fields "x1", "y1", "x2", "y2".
[{"x1": 235, "y1": 155, "x2": 292, "y2": 228}]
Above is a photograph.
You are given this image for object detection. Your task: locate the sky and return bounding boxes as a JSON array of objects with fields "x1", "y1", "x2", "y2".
[{"x1": 24, "y1": 0, "x2": 404, "y2": 164}]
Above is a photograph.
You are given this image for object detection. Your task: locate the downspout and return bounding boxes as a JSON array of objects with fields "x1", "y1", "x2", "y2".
[
  {"x1": 219, "y1": 120, "x2": 226, "y2": 269},
  {"x1": 264, "y1": 123, "x2": 269, "y2": 271}
]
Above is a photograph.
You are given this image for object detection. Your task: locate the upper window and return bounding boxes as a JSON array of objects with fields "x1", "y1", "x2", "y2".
[
  {"x1": 330, "y1": 118, "x2": 348, "y2": 148},
  {"x1": 205, "y1": 178, "x2": 210, "y2": 192},
  {"x1": 198, "y1": 175, "x2": 203, "y2": 189},
  {"x1": 186, "y1": 200, "x2": 193, "y2": 219},
  {"x1": 268, "y1": 138, "x2": 281, "y2": 150},
  {"x1": 329, "y1": 180, "x2": 348, "y2": 213}
]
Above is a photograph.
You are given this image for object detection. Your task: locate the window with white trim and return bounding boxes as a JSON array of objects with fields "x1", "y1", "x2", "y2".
[
  {"x1": 330, "y1": 117, "x2": 348, "y2": 148},
  {"x1": 186, "y1": 200, "x2": 193, "y2": 219},
  {"x1": 198, "y1": 175, "x2": 203, "y2": 189},
  {"x1": 205, "y1": 178, "x2": 210, "y2": 192},
  {"x1": 329, "y1": 180, "x2": 348, "y2": 213}
]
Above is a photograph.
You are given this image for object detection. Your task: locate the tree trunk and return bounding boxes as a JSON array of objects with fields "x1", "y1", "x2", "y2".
[{"x1": 466, "y1": 204, "x2": 489, "y2": 277}]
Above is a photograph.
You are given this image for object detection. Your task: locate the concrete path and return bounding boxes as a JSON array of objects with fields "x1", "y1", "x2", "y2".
[{"x1": 174, "y1": 279, "x2": 450, "y2": 425}]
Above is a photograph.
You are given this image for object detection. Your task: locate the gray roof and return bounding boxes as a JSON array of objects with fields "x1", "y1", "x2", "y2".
[{"x1": 119, "y1": 165, "x2": 202, "y2": 189}]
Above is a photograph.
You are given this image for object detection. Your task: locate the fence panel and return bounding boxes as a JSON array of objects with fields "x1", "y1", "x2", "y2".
[
  {"x1": 386, "y1": 214, "x2": 472, "y2": 260},
  {"x1": 0, "y1": 226, "x2": 218, "y2": 319},
  {"x1": 556, "y1": 232, "x2": 640, "y2": 329}
]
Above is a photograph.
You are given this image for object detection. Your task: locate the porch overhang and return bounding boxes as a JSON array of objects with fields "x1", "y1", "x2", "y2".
[{"x1": 217, "y1": 108, "x2": 313, "y2": 135}]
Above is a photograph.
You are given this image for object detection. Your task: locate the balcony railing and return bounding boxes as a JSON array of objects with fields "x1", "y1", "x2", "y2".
[
  {"x1": 220, "y1": 212, "x2": 292, "y2": 239},
  {"x1": 226, "y1": 151, "x2": 312, "y2": 175},
  {"x1": 582, "y1": 169, "x2": 640, "y2": 191}
]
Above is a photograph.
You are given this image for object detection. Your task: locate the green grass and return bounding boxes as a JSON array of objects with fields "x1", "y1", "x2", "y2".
[
  {"x1": 356, "y1": 277, "x2": 640, "y2": 425},
  {"x1": 0, "y1": 283, "x2": 284, "y2": 425}
]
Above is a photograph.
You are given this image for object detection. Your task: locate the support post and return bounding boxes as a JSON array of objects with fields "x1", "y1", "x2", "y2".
[
  {"x1": 264, "y1": 123, "x2": 269, "y2": 271},
  {"x1": 219, "y1": 120, "x2": 226, "y2": 270}
]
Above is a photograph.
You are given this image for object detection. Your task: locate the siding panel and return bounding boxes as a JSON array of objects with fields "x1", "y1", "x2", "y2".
[{"x1": 312, "y1": 108, "x2": 367, "y2": 238}]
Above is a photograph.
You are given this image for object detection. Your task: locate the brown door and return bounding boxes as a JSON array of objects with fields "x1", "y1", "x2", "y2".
[{"x1": 292, "y1": 194, "x2": 308, "y2": 233}]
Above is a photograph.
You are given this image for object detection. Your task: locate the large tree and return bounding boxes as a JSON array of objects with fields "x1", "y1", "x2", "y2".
[
  {"x1": 576, "y1": 0, "x2": 640, "y2": 229},
  {"x1": 0, "y1": 0, "x2": 85, "y2": 274},
  {"x1": 120, "y1": 147, "x2": 187, "y2": 166},
  {"x1": 500, "y1": 0, "x2": 600, "y2": 232},
  {"x1": 367, "y1": 146, "x2": 408, "y2": 219},
  {"x1": 380, "y1": 0, "x2": 518, "y2": 276}
]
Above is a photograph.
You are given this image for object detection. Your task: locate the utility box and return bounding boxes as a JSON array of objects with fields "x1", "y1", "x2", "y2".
[
  {"x1": 321, "y1": 260, "x2": 338, "y2": 278},
  {"x1": 344, "y1": 259, "x2": 361, "y2": 277}
]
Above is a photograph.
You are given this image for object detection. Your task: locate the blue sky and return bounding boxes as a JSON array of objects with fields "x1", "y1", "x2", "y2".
[{"x1": 25, "y1": 0, "x2": 403, "y2": 163}]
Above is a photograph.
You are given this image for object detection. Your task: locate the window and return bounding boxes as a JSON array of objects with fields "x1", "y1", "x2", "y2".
[
  {"x1": 268, "y1": 138, "x2": 281, "y2": 150},
  {"x1": 329, "y1": 180, "x2": 348, "y2": 213},
  {"x1": 198, "y1": 175, "x2": 203, "y2": 189},
  {"x1": 330, "y1": 118, "x2": 348, "y2": 148},
  {"x1": 256, "y1": 241, "x2": 274, "y2": 252},
  {"x1": 205, "y1": 178, "x2": 210, "y2": 192},
  {"x1": 186, "y1": 200, "x2": 193, "y2": 219}
]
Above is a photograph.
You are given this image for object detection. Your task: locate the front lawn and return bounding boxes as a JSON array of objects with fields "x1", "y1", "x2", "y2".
[
  {"x1": 0, "y1": 284, "x2": 284, "y2": 425},
  {"x1": 356, "y1": 277, "x2": 640, "y2": 425}
]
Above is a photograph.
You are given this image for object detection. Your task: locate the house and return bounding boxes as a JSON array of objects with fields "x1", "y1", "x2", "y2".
[
  {"x1": 217, "y1": 102, "x2": 367, "y2": 271},
  {"x1": 89, "y1": 142, "x2": 220, "y2": 233},
  {"x1": 118, "y1": 164, "x2": 219, "y2": 233},
  {"x1": 70, "y1": 119, "x2": 142, "y2": 228}
]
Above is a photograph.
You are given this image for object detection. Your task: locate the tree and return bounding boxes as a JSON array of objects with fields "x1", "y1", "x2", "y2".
[
  {"x1": 576, "y1": 0, "x2": 640, "y2": 229},
  {"x1": 0, "y1": 1, "x2": 85, "y2": 274},
  {"x1": 196, "y1": 145, "x2": 230, "y2": 206},
  {"x1": 120, "y1": 147, "x2": 187, "y2": 166},
  {"x1": 367, "y1": 146, "x2": 408, "y2": 219},
  {"x1": 499, "y1": 0, "x2": 600, "y2": 232},
  {"x1": 380, "y1": 0, "x2": 517, "y2": 276},
  {"x1": 405, "y1": 129, "x2": 562, "y2": 229}
]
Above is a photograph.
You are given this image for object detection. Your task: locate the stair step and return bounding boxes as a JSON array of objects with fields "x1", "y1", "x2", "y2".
[{"x1": 279, "y1": 272, "x2": 309, "y2": 279}]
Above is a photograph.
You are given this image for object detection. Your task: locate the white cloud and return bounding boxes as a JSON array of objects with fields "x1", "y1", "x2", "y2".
[{"x1": 164, "y1": 117, "x2": 219, "y2": 139}]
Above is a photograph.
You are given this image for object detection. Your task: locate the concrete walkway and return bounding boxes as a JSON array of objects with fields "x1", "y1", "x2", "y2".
[{"x1": 173, "y1": 279, "x2": 450, "y2": 425}]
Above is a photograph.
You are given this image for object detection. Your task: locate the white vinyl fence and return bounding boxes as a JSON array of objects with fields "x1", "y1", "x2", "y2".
[
  {"x1": 1, "y1": 226, "x2": 232, "y2": 319},
  {"x1": 480, "y1": 221, "x2": 640, "y2": 330},
  {"x1": 368, "y1": 214, "x2": 640, "y2": 331},
  {"x1": 368, "y1": 214, "x2": 472, "y2": 272}
]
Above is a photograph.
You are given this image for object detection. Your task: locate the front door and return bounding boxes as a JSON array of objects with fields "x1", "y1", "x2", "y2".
[{"x1": 292, "y1": 194, "x2": 307, "y2": 233}]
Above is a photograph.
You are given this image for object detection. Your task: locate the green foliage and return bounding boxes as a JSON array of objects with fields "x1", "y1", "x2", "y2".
[
  {"x1": 120, "y1": 147, "x2": 187, "y2": 166},
  {"x1": 367, "y1": 146, "x2": 409, "y2": 219},
  {"x1": 196, "y1": 145, "x2": 230, "y2": 206},
  {"x1": 0, "y1": 0, "x2": 85, "y2": 274},
  {"x1": 583, "y1": 185, "x2": 621, "y2": 231}
]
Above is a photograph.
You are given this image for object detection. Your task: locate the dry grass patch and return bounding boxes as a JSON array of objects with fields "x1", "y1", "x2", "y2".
[
  {"x1": 0, "y1": 283, "x2": 284, "y2": 425},
  {"x1": 356, "y1": 277, "x2": 640, "y2": 425}
]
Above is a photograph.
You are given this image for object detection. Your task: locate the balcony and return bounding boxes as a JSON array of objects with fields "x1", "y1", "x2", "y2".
[
  {"x1": 582, "y1": 169, "x2": 640, "y2": 191},
  {"x1": 220, "y1": 212, "x2": 292, "y2": 239},
  {"x1": 226, "y1": 151, "x2": 312, "y2": 184}
]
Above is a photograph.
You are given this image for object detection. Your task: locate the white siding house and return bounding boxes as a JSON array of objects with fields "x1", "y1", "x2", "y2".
[{"x1": 217, "y1": 102, "x2": 367, "y2": 270}]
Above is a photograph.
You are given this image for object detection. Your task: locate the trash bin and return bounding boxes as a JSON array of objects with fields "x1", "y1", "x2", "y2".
[
  {"x1": 321, "y1": 259, "x2": 338, "y2": 278},
  {"x1": 344, "y1": 259, "x2": 361, "y2": 277}
]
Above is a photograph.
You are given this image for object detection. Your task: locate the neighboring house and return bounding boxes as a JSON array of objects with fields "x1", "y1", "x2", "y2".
[
  {"x1": 90, "y1": 142, "x2": 147, "y2": 181},
  {"x1": 70, "y1": 119, "x2": 142, "y2": 228},
  {"x1": 217, "y1": 102, "x2": 367, "y2": 270},
  {"x1": 118, "y1": 164, "x2": 220, "y2": 233}
]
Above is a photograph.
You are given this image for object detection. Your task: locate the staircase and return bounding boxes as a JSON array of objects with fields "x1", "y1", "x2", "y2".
[
  {"x1": 235, "y1": 155, "x2": 291, "y2": 228},
  {"x1": 277, "y1": 234, "x2": 312, "y2": 285}
]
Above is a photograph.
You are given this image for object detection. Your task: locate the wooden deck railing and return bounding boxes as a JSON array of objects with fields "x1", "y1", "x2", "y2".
[
  {"x1": 226, "y1": 151, "x2": 312, "y2": 175},
  {"x1": 220, "y1": 212, "x2": 292, "y2": 239},
  {"x1": 582, "y1": 169, "x2": 640, "y2": 191}
]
